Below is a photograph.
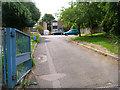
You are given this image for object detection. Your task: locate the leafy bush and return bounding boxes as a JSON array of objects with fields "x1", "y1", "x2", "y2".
[
  {"x1": 35, "y1": 24, "x2": 43, "y2": 34},
  {"x1": 30, "y1": 33, "x2": 41, "y2": 43}
]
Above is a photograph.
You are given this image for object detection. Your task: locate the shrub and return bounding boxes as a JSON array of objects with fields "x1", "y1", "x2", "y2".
[{"x1": 30, "y1": 33, "x2": 41, "y2": 43}]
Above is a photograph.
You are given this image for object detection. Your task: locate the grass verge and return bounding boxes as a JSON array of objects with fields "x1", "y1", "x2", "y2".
[
  {"x1": 30, "y1": 33, "x2": 41, "y2": 67},
  {"x1": 70, "y1": 33, "x2": 118, "y2": 54},
  {"x1": 31, "y1": 41, "x2": 36, "y2": 53}
]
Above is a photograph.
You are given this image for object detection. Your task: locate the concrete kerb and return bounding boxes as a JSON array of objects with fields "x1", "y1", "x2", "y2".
[{"x1": 67, "y1": 39, "x2": 119, "y2": 61}]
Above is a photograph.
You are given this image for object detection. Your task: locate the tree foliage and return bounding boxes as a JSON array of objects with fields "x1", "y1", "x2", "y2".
[
  {"x1": 100, "y1": 2, "x2": 120, "y2": 37},
  {"x1": 35, "y1": 24, "x2": 43, "y2": 33},
  {"x1": 58, "y1": 1, "x2": 120, "y2": 38},
  {"x1": 42, "y1": 14, "x2": 55, "y2": 31},
  {"x1": 2, "y1": 2, "x2": 41, "y2": 30},
  {"x1": 59, "y1": 2, "x2": 104, "y2": 36}
]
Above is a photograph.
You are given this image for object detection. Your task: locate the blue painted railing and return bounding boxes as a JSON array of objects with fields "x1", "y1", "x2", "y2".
[{"x1": 1, "y1": 28, "x2": 31, "y2": 88}]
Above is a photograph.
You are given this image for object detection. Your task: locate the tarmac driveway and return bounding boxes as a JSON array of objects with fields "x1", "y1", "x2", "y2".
[{"x1": 32, "y1": 35, "x2": 118, "y2": 88}]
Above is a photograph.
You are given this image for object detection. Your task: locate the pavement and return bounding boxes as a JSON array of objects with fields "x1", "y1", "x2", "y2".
[{"x1": 29, "y1": 35, "x2": 118, "y2": 88}]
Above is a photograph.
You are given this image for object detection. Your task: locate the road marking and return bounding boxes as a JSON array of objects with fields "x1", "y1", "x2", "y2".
[{"x1": 44, "y1": 42, "x2": 66, "y2": 88}]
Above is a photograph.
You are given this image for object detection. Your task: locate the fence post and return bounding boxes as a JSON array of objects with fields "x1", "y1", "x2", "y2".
[
  {"x1": 0, "y1": 28, "x2": 3, "y2": 87},
  {"x1": 6, "y1": 28, "x2": 13, "y2": 88},
  {"x1": 11, "y1": 28, "x2": 17, "y2": 85},
  {"x1": 6, "y1": 28, "x2": 17, "y2": 88}
]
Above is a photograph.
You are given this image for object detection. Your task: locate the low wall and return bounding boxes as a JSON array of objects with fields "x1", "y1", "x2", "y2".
[{"x1": 80, "y1": 27, "x2": 104, "y2": 34}]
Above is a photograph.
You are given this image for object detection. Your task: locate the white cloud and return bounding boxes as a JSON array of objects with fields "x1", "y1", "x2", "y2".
[{"x1": 34, "y1": 0, "x2": 75, "y2": 20}]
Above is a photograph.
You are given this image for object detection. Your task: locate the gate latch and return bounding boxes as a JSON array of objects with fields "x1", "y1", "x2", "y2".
[
  {"x1": 12, "y1": 74, "x2": 17, "y2": 80},
  {"x1": 11, "y1": 32, "x2": 14, "y2": 37}
]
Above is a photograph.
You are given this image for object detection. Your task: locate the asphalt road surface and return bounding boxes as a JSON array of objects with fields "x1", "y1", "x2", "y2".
[{"x1": 32, "y1": 35, "x2": 118, "y2": 88}]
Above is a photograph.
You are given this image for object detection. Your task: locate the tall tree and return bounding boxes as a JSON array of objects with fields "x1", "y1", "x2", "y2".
[
  {"x1": 59, "y1": 2, "x2": 80, "y2": 35},
  {"x1": 42, "y1": 14, "x2": 55, "y2": 31},
  {"x1": 24, "y1": 2, "x2": 41, "y2": 25},
  {"x1": 100, "y1": 2, "x2": 119, "y2": 37},
  {"x1": 58, "y1": 2, "x2": 104, "y2": 37},
  {"x1": 2, "y1": 2, "x2": 41, "y2": 30},
  {"x1": 84, "y1": 2, "x2": 104, "y2": 36}
]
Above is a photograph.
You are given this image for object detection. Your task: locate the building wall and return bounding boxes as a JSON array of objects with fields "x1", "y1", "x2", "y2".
[
  {"x1": 51, "y1": 21, "x2": 53, "y2": 33},
  {"x1": 51, "y1": 20, "x2": 58, "y2": 33},
  {"x1": 80, "y1": 27, "x2": 104, "y2": 34},
  {"x1": 39, "y1": 22, "x2": 47, "y2": 30},
  {"x1": 80, "y1": 28, "x2": 91, "y2": 34},
  {"x1": 58, "y1": 22, "x2": 64, "y2": 31},
  {"x1": 51, "y1": 20, "x2": 64, "y2": 33},
  {"x1": 43, "y1": 22, "x2": 47, "y2": 30}
]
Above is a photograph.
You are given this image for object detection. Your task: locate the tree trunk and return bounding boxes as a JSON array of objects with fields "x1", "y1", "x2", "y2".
[
  {"x1": 90, "y1": 20, "x2": 93, "y2": 37},
  {"x1": 90, "y1": 28, "x2": 93, "y2": 37},
  {"x1": 78, "y1": 24, "x2": 81, "y2": 37}
]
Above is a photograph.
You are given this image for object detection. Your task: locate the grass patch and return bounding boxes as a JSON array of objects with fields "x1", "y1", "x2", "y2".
[
  {"x1": 83, "y1": 43, "x2": 87, "y2": 45},
  {"x1": 30, "y1": 32, "x2": 41, "y2": 67},
  {"x1": 31, "y1": 41, "x2": 36, "y2": 53},
  {"x1": 91, "y1": 45, "x2": 95, "y2": 48},
  {"x1": 71, "y1": 33, "x2": 118, "y2": 54},
  {"x1": 31, "y1": 56, "x2": 35, "y2": 67},
  {"x1": 86, "y1": 32, "x2": 106, "y2": 36},
  {"x1": 31, "y1": 41, "x2": 36, "y2": 67},
  {"x1": 104, "y1": 53, "x2": 107, "y2": 56}
]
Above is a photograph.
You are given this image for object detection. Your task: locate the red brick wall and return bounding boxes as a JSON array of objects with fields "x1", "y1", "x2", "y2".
[
  {"x1": 51, "y1": 21, "x2": 53, "y2": 33},
  {"x1": 39, "y1": 22, "x2": 47, "y2": 30},
  {"x1": 51, "y1": 21, "x2": 64, "y2": 33},
  {"x1": 43, "y1": 22, "x2": 47, "y2": 30},
  {"x1": 58, "y1": 22, "x2": 63, "y2": 30}
]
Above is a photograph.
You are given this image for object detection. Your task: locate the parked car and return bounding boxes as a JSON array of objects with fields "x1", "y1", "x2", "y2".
[
  {"x1": 52, "y1": 31, "x2": 64, "y2": 35},
  {"x1": 64, "y1": 29, "x2": 78, "y2": 35}
]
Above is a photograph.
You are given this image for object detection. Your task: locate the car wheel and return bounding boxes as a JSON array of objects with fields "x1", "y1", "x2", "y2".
[
  {"x1": 75, "y1": 33, "x2": 78, "y2": 35},
  {"x1": 65, "y1": 34, "x2": 68, "y2": 36}
]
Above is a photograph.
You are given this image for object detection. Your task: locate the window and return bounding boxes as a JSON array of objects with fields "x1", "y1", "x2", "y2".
[{"x1": 53, "y1": 22, "x2": 58, "y2": 26}]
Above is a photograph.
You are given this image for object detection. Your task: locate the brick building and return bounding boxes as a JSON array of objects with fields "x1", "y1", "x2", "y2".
[
  {"x1": 39, "y1": 22, "x2": 47, "y2": 30},
  {"x1": 51, "y1": 20, "x2": 64, "y2": 33}
]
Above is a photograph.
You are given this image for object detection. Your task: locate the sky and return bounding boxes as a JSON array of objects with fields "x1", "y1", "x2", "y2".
[{"x1": 33, "y1": 0, "x2": 76, "y2": 20}]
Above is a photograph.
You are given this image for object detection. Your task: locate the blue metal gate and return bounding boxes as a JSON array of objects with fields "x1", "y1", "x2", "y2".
[
  {"x1": 1, "y1": 28, "x2": 31, "y2": 88},
  {"x1": 0, "y1": 28, "x2": 2, "y2": 88}
]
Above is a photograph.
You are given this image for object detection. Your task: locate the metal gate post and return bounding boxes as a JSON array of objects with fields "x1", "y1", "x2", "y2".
[
  {"x1": 0, "y1": 28, "x2": 3, "y2": 87},
  {"x1": 11, "y1": 28, "x2": 17, "y2": 85},
  {"x1": 6, "y1": 28, "x2": 17, "y2": 88}
]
